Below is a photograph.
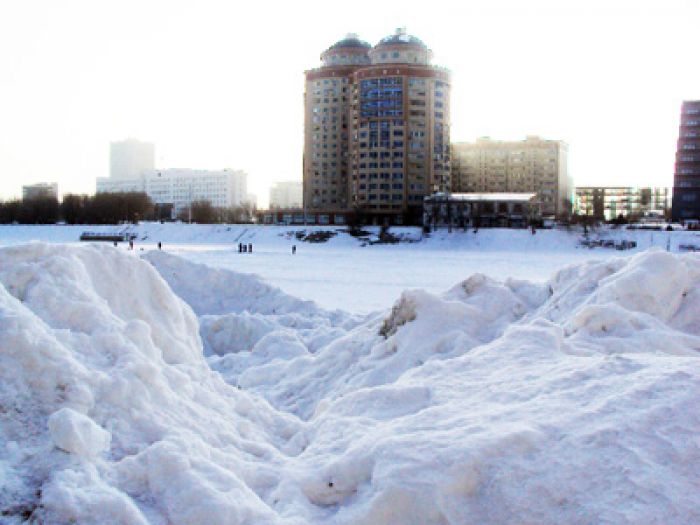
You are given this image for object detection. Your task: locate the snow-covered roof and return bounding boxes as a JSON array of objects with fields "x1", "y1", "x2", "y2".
[{"x1": 428, "y1": 192, "x2": 537, "y2": 202}]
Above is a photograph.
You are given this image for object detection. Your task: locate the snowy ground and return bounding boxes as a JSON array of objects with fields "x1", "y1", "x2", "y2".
[
  {"x1": 1, "y1": 226, "x2": 699, "y2": 524},
  {"x1": 1, "y1": 223, "x2": 698, "y2": 313}
]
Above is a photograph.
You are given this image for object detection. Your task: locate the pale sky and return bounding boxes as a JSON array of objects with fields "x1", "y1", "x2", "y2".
[{"x1": 0, "y1": 0, "x2": 698, "y2": 207}]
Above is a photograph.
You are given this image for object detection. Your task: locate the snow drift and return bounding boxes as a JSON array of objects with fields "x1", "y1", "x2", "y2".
[
  {"x1": 1, "y1": 243, "x2": 699, "y2": 524},
  {"x1": 0, "y1": 244, "x2": 300, "y2": 524}
]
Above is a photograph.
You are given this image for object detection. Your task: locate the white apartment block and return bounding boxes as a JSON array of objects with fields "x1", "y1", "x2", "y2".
[
  {"x1": 96, "y1": 177, "x2": 145, "y2": 194},
  {"x1": 96, "y1": 169, "x2": 248, "y2": 217},
  {"x1": 269, "y1": 181, "x2": 303, "y2": 209},
  {"x1": 110, "y1": 139, "x2": 155, "y2": 180}
]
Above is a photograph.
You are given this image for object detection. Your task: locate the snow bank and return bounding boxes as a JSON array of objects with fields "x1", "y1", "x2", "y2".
[
  {"x1": 210, "y1": 249, "x2": 700, "y2": 523},
  {"x1": 143, "y1": 250, "x2": 360, "y2": 373},
  {"x1": 1, "y1": 244, "x2": 699, "y2": 524},
  {"x1": 143, "y1": 250, "x2": 345, "y2": 319},
  {"x1": 0, "y1": 244, "x2": 299, "y2": 524}
]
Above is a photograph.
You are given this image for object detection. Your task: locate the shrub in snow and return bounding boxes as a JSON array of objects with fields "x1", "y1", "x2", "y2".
[{"x1": 379, "y1": 293, "x2": 417, "y2": 338}]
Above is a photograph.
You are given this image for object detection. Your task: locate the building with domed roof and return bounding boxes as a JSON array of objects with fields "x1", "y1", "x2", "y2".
[{"x1": 303, "y1": 28, "x2": 451, "y2": 224}]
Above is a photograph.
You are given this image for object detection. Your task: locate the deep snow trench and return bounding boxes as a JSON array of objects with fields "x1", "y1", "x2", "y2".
[{"x1": 0, "y1": 243, "x2": 699, "y2": 524}]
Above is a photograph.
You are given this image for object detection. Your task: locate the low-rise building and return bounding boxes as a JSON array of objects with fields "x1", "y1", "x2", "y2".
[
  {"x1": 22, "y1": 182, "x2": 58, "y2": 200},
  {"x1": 451, "y1": 136, "x2": 570, "y2": 217},
  {"x1": 574, "y1": 186, "x2": 670, "y2": 221},
  {"x1": 258, "y1": 209, "x2": 348, "y2": 226},
  {"x1": 423, "y1": 192, "x2": 541, "y2": 229}
]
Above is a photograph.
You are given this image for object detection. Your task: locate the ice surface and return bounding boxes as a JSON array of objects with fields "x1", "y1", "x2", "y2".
[
  {"x1": 0, "y1": 242, "x2": 699, "y2": 524},
  {"x1": 2, "y1": 223, "x2": 699, "y2": 313}
]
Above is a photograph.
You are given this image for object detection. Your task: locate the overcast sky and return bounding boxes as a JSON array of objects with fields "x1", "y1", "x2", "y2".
[{"x1": 0, "y1": 0, "x2": 698, "y2": 206}]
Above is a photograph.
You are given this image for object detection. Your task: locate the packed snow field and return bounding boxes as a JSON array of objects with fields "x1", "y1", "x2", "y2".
[
  {"x1": 2, "y1": 223, "x2": 699, "y2": 312},
  {"x1": 0, "y1": 237, "x2": 699, "y2": 524}
]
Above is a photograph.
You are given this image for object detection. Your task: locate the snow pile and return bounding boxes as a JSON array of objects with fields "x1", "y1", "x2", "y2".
[
  {"x1": 1, "y1": 244, "x2": 699, "y2": 524},
  {"x1": 143, "y1": 250, "x2": 359, "y2": 364},
  {"x1": 142, "y1": 250, "x2": 326, "y2": 317},
  {"x1": 0, "y1": 243, "x2": 300, "y2": 524},
  {"x1": 206, "y1": 249, "x2": 700, "y2": 523}
]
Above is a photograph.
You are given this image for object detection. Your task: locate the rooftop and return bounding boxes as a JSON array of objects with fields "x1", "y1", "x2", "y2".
[
  {"x1": 325, "y1": 33, "x2": 371, "y2": 52},
  {"x1": 376, "y1": 27, "x2": 427, "y2": 48},
  {"x1": 427, "y1": 192, "x2": 538, "y2": 203}
]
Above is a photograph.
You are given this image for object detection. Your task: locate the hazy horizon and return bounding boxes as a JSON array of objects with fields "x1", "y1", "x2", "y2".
[{"x1": 1, "y1": 0, "x2": 698, "y2": 206}]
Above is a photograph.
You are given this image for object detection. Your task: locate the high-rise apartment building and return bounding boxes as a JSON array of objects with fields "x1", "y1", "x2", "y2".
[
  {"x1": 451, "y1": 136, "x2": 570, "y2": 216},
  {"x1": 110, "y1": 139, "x2": 155, "y2": 180},
  {"x1": 304, "y1": 29, "x2": 451, "y2": 224},
  {"x1": 269, "y1": 181, "x2": 303, "y2": 209},
  {"x1": 671, "y1": 100, "x2": 700, "y2": 221}
]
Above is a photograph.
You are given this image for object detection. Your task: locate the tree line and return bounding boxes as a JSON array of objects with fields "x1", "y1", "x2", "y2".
[{"x1": 0, "y1": 192, "x2": 256, "y2": 225}]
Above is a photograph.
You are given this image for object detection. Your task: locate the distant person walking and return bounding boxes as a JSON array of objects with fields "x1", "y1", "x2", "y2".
[
  {"x1": 248, "y1": 243, "x2": 253, "y2": 253},
  {"x1": 157, "y1": 241, "x2": 162, "y2": 250},
  {"x1": 238, "y1": 242, "x2": 242, "y2": 253},
  {"x1": 242, "y1": 244, "x2": 247, "y2": 253},
  {"x1": 292, "y1": 245, "x2": 296, "y2": 255},
  {"x1": 129, "y1": 240, "x2": 134, "y2": 250}
]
